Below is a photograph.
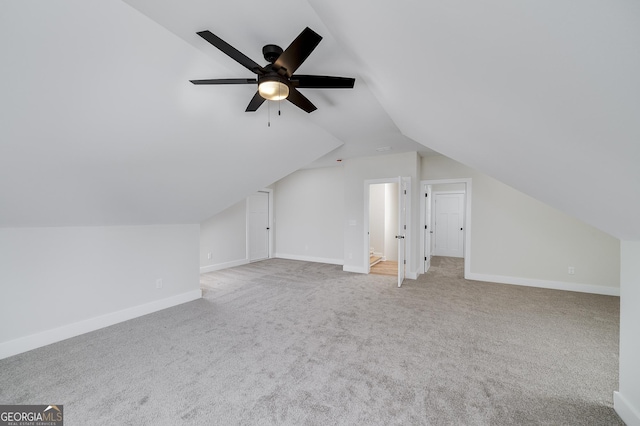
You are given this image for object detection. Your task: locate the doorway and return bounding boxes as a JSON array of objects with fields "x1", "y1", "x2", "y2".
[
  {"x1": 420, "y1": 179, "x2": 471, "y2": 277},
  {"x1": 364, "y1": 177, "x2": 410, "y2": 287},
  {"x1": 368, "y1": 183, "x2": 399, "y2": 275}
]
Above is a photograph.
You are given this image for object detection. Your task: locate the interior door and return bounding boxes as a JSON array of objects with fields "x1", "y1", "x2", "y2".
[
  {"x1": 397, "y1": 177, "x2": 406, "y2": 287},
  {"x1": 248, "y1": 191, "x2": 269, "y2": 262},
  {"x1": 434, "y1": 192, "x2": 464, "y2": 258}
]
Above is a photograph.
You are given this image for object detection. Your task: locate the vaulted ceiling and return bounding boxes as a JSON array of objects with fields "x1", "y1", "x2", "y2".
[{"x1": 1, "y1": 1, "x2": 638, "y2": 240}]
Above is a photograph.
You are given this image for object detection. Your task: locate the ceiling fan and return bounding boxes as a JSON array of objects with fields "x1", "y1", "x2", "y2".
[{"x1": 190, "y1": 27, "x2": 355, "y2": 113}]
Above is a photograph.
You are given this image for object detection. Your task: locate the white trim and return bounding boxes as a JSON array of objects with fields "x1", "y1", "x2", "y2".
[
  {"x1": 432, "y1": 190, "x2": 465, "y2": 195},
  {"x1": 614, "y1": 391, "x2": 640, "y2": 426},
  {"x1": 343, "y1": 265, "x2": 368, "y2": 274},
  {"x1": 466, "y1": 272, "x2": 620, "y2": 296},
  {"x1": 0, "y1": 289, "x2": 202, "y2": 360},
  {"x1": 200, "y1": 258, "x2": 249, "y2": 273},
  {"x1": 275, "y1": 253, "x2": 343, "y2": 265},
  {"x1": 406, "y1": 270, "x2": 419, "y2": 280}
]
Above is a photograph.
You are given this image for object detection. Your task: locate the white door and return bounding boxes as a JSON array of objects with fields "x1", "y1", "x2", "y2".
[
  {"x1": 397, "y1": 177, "x2": 406, "y2": 287},
  {"x1": 424, "y1": 184, "x2": 432, "y2": 272},
  {"x1": 248, "y1": 192, "x2": 269, "y2": 262},
  {"x1": 434, "y1": 192, "x2": 464, "y2": 258}
]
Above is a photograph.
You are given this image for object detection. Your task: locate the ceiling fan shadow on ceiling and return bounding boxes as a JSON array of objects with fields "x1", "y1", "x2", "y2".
[{"x1": 190, "y1": 27, "x2": 355, "y2": 114}]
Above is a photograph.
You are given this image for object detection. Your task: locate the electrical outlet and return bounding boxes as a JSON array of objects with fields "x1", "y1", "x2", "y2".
[
  {"x1": 156, "y1": 279, "x2": 163, "y2": 289},
  {"x1": 207, "y1": 252, "x2": 212, "y2": 260},
  {"x1": 568, "y1": 266, "x2": 575, "y2": 275}
]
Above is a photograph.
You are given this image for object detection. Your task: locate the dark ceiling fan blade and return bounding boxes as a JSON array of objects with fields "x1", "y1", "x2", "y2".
[
  {"x1": 273, "y1": 27, "x2": 322, "y2": 77},
  {"x1": 245, "y1": 91, "x2": 266, "y2": 112},
  {"x1": 197, "y1": 30, "x2": 265, "y2": 75},
  {"x1": 190, "y1": 78, "x2": 257, "y2": 85},
  {"x1": 286, "y1": 87, "x2": 317, "y2": 113},
  {"x1": 291, "y1": 75, "x2": 355, "y2": 89}
]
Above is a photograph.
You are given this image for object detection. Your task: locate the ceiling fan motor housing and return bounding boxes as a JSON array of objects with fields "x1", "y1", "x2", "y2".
[{"x1": 262, "y1": 44, "x2": 283, "y2": 63}]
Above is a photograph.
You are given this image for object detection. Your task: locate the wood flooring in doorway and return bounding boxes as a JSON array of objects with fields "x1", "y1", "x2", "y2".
[{"x1": 370, "y1": 260, "x2": 398, "y2": 276}]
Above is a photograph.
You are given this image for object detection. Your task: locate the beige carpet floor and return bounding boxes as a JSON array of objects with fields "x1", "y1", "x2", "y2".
[{"x1": 0, "y1": 257, "x2": 623, "y2": 425}]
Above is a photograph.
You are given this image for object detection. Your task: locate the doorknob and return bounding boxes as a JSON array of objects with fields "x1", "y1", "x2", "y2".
[{"x1": 266, "y1": 227, "x2": 270, "y2": 230}]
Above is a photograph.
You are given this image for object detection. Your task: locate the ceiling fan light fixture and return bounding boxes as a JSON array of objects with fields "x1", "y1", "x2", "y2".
[
  {"x1": 190, "y1": 27, "x2": 354, "y2": 113},
  {"x1": 258, "y1": 80, "x2": 289, "y2": 101}
]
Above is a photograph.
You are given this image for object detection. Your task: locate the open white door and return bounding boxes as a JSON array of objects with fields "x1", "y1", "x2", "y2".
[
  {"x1": 424, "y1": 184, "x2": 432, "y2": 272},
  {"x1": 397, "y1": 177, "x2": 406, "y2": 287}
]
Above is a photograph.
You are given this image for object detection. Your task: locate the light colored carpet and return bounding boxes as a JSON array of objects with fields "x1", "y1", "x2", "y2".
[{"x1": 0, "y1": 257, "x2": 623, "y2": 425}]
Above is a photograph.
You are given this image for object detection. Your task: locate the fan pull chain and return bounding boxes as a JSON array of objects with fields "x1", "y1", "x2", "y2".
[
  {"x1": 278, "y1": 85, "x2": 282, "y2": 116},
  {"x1": 267, "y1": 100, "x2": 271, "y2": 127}
]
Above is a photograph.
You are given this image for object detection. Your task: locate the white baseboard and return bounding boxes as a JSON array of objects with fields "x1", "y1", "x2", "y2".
[
  {"x1": 200, "y1": 258, "x2": 249, "y2": 274},
  {"x1": 406, "y1": 270, "x2": 419, "y2": 280},
  {"x1": 0, "y1": 289, "x2": 202, "y2": 360},
  {"x1": 343, "y1": 265, "x2": 367, "y2": 274},
  {"x1": 465, "y1": 272, "x2": 620, "y2": 296},
  {"x1": 614, "y1": 391, "x2": 640, "y2": 426},
  {"x1": 275, "y1": 253, "x2": 343, "y2": 265}
]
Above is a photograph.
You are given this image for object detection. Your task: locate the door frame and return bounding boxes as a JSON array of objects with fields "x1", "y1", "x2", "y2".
[
  {"x1": 246, "y1": 188, "x2": 274, "y2": 262},
  {"x1": 420, "y1": 179, "x2": 472, "y2": 277},
  {"x1": 363, "y1": 177, "x2": 412, "y2": 278}
]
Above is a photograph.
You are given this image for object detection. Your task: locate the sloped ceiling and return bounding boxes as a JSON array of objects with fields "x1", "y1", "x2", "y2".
[
  {"x1": 0, "y1": 0, "x2": 428, "y2": 227},
  {"x1": 307, "y1": 0, "x2": 640, "y2": 240},
  {"x1": 1, "y1": 1, "x2": 638, "y2": 240}
]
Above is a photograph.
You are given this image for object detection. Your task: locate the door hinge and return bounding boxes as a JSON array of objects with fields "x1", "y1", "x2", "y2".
[
  {"x1": 425, "y1": 225, "x2": 427, "y2": 230},
  {"x1": 425, "y1": 256, "x2": 427, "y2": 261},
  {"x1": 404, "y1": 259, "x2": 406, "y2": 264},
  {"x1": 404, "y1": 190, "x2": 406, "y2": 195},
  {"x1": 425, "y1": 193, "x2": 428, "y2": 197},
  {"x1": 404, "y1": 225, "x2": 406, "y2": 230}
]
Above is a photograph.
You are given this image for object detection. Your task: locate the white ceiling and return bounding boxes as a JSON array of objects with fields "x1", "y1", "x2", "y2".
[{"x1": 1, "y1": 1, "x2": 639, "y2": 240}]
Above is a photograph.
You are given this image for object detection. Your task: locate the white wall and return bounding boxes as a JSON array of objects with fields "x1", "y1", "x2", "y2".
[
  {"x1": 274, "y1": 167, "x2": 344, "y2": 264},
  {"x1": 0, "y1": 225, "x2": 201, "y2": 359},
  {"x1": 422, "y1": 155, "x2": 620, "y2": 294},
  {"x1": 615, "y1": 241, "x2": 640, "y2": 425},
  {"x1": 200, "y1": 199, "x2": 248, "y2": 272},
  {"x1": 344, "y1": 152, "x2": 420, "y2": 274}
]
